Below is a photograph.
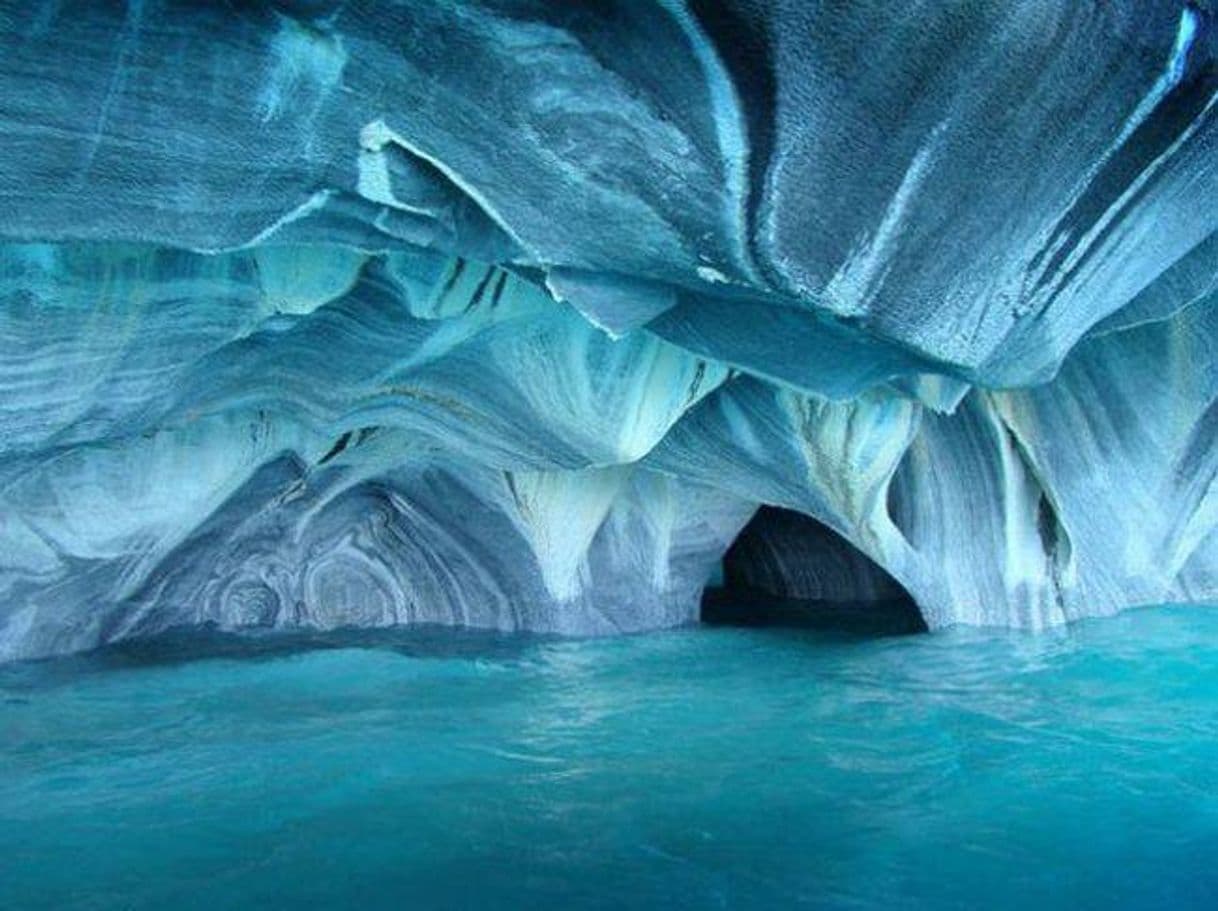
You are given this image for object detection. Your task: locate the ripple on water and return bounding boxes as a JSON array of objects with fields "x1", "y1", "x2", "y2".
[{"x1": 1, "y1": 605, "x2": 1217, "y2": 910}]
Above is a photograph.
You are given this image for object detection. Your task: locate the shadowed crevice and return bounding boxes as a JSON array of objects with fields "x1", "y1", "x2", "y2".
[{"x1": 702, "y1": 506, "x2": 926, "y2": 635}]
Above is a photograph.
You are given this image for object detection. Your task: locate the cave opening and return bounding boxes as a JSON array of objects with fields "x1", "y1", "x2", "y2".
[{"x1": 702, "y1": 506, "x2": 927, "y2": 636}]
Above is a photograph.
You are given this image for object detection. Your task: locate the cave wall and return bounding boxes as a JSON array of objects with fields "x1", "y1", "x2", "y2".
[{"x1": 1, "y1": 1, "x2": 1216, "y2": 658}]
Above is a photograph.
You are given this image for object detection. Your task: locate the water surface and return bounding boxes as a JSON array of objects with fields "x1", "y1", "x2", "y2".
[{"x1": 2, "y1": 606, "x2": 1216, "y2": 909}]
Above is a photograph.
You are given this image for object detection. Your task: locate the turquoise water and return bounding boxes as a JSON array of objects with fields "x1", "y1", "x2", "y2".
[{"x1": 2, "y1": 606, "x2": 1217, "y2": 910}]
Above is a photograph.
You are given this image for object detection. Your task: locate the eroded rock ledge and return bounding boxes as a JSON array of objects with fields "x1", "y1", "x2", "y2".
[{"x1": 1, "y1": 1, "x2": 1215, "y2": 659}]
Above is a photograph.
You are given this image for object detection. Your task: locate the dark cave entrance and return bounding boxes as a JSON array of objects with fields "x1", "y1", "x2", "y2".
[{"x1": 702, "y1": 506, "x2": 926, "y2": 635}]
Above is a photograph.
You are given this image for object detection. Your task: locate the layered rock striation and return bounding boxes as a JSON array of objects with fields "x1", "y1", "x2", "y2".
[{"x1": 1, "y1": 1, "x2": 1215, "y2": 659}]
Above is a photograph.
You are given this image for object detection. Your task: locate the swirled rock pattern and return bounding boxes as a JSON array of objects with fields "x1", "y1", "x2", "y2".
[{"x1": 0, "y1": 0, "x2": 1215, "y2": 659}]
